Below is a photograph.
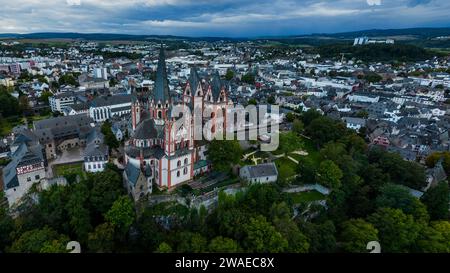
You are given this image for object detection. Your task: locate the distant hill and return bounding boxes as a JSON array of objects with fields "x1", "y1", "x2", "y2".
[
  {"x1": 0, "y1": 32, "x2": 243, "y2": 42},
  {"x1": 1, "y1": 27, "x2": 450, "y2": 47},
  {"x1": 315, "y1": 27, "x2": 450, "y2": 39}
]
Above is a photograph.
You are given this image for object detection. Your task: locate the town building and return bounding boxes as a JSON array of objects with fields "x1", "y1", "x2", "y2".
[{"x1": 239, "y1": 162, "x2": 279, "y2": 184}]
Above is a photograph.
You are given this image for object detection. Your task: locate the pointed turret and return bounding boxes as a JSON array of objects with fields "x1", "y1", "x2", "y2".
[
  {"x1": 211, "y1": 71, "x2": 224, "y2": 101},
  {"x1": 188, "y1": 66, "x2": 201, "y2": 95},
  {"x1": 153, "y1": 44, "x2": 170, "y2": 104}
]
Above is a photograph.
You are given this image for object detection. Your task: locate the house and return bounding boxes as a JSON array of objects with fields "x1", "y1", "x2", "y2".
[
  {"x1": 89, "y1": 95, "x2": 132, "y2": 122},
  {"x1": 33, "y1": 114, "x2": 94, "y2": 159},
  {"x1": 348, "y1": 92, "x2": 380, "y2": 103},
  {"x1": 239, "y1": 162, "x2": 278, "y2": 184},
  {"x1": 123, "y1": 162, "x2": 152, "y2": 202},
  {"x1": 426, "y1": 159, "x2": 447, "y2": 189},
  {"x1": 49, "y1": 92, "x2": 76, "y2": 113},
  {"x1": 83, "y1": 127, "x2": 109, "y2": 173},
  {"x1": 63, "y1": 103, "x2": 90, "y2": 116},
  {"x1": 2, "y1": 133, "x2": 46, "y2": 206},
  {"x1": 342, "y1": 117, "x2": 366, "y2": 131}
]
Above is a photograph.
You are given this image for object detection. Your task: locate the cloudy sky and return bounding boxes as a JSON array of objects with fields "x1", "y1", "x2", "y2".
[{"x1": 0, "y1": 0, "x2": 449, "y2": 37}]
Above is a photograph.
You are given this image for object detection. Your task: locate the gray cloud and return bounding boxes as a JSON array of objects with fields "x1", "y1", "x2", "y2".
[{"x1": 0, "y1": 0, "x2": 448, "y2": 36}]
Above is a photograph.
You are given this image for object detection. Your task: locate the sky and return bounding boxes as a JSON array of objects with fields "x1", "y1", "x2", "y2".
[{"x1": 0, "y1": 0, "x2": 449, "y2": 37}]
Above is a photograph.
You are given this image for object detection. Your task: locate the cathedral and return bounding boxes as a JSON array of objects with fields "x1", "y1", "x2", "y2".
[{"x1": 123, "y1": 45, "x2": 231, "y2": 200}]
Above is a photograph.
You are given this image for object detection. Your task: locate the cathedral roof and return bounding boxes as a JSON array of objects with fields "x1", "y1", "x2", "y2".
[
  {"x1": 188, "y1": 67, "x2": 201, "y2": 93},
  {"x1": 133, "y1": 118, "x2": 158, "y2": 140},
  {"x1": 211, "y1": 71, "x2": 225, "y2": 101},
  {"x1": 152, "y1": 45, "x2": 171, "y2": 103}
]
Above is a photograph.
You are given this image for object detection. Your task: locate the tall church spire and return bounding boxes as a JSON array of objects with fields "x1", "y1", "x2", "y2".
[{"x1": 153, "y1": 43, "x2": 170, "y2": 103}]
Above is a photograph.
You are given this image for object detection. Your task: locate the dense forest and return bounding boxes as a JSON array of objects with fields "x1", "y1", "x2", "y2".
[{"x1": 0, "y1": 110, "x2": 449, "y2": 253}]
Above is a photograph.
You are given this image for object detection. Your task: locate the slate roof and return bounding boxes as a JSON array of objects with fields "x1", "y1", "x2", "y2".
[
  {"x1": 84, "y1": 143, "x2": 108, "y2": 158},
  {"x1": 90, "y1": 95, "x2": 131, "y2": 108},
  {"x1": 152, "y1": 45, "x2": 171, "y2": 103},
  {"x1": 211, "y1": 71, "x2": 225, "y2": 101},
  {"x1": 34, "y1": 114, "x2": 92, "y2": 130},
  {"x1": 188, "y1": 67, "x2": 201, "y2": 93},
  {"x1": 133, "y1": 118, "x2": 158, "y2": 140},
  {"x1": 124, "y1": 162, "x2": 141, "y2": 186},
  {"x1": 125, "y1": 145, "x2": 165, "y2": 159},
  {"x1": 2, "y1": 141, "x2": 44, "y2": 190},
  {"x1": 242, "y1": 162, "x2": 278, "y2": 178}
]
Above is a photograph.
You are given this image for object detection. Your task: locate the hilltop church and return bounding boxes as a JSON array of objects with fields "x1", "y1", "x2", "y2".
[{"x1": 123, "y1": 45, "x2": 232, "y2": 200}]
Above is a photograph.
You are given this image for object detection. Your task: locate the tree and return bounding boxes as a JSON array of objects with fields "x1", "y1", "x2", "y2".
[
  {"x1": 292, "y1": 119, "x2": 304, "y2": 134},
  {"x1": 414, "y1": 222, "x2": 450, "y2": 253},
  {"x1": 241, "y1": 73, "x2": 255, "y2": 85},
  {"x1": 225, "y1": 69, "x2": 234, "y2": 81},
  {"x1": 18, "y1": 95, "x2": 30, "y2": 114},
  {"x1": 368, "y1": 147, "x2": 427, "y2": 190},
  {"x1": 267, "y1": 96, "x2": 275, "y2": 104},
  {"x1": 66, "y1": 182, "x2": 92, "y2": 243},
  {"x1": 364, "y1": 73, "x2": 382, "y2": 83},
  {"x1": 376, "y1": 183, "x2": 430, "y2": 223},
  {"x1": 8, "y1": 227, "x2": 69, "y2": 253},
  {"x1": 421, "y1": 181, "x2": 450, "y2": 220},
  {"x1": 242, "y1": 215, "x2": 288, "y2": 253},
  {"x1": 39, "y1": 91, "x2": 53, "y2": 105},
  {"x1": 105, "y1": 196, "x2": 135, "y2": 234},
  {"x1": 301, "y1": 220, "x2": 337, "y2": 253},
  {"x1": 176, "y1": 232, "x2": 207, "y2": 253},
  {"x1": 285, "y1": 112, "x2": 295, "y2": 122},
  {"x1": 0, "y1": 202, "x2": 14, "y2": 252},
  {"x1": 208, "y1": 139, "x2": 242, "y2": 172},
  {"x1": 296, "y1": 157, "x2": 317, "y2": 185},
  {"x1": 271, "y1": 203, "x2": 309, "y2": 253},
  {"x1": 208, "y1": 237, "x2": 240, "y2": 253},
  {"x1": 101, "y1": 121, "x2": 119, "y2": 150},
  {"x1": 301, "y1": 109, "x2": 322, "y2": 126},
  {"x1": 306, "y1": 116, "x2": 347, "y2": 148},
  {"x1": 367, "y1": 208, "x2": 421, "y2": 253},
  {"x1": 425, "y1": 152, "x2": 450, "y2": 176},
  {"x1": 340, "y1": 219, "x2": 379, "y2": 253},
  {"x1": 316, "y1": 160, "x2": 343, "y2": 189},
  {"x1": 87, "y1": 223, "x2": 115, "y2": 253},
  {"x1": 89, "y1": 169, "x2": 124, "y2": 216},
  {"x1": 58, "y1": 73, "x2": 79, "y2": 86},
  {"x1": 247, "y1": 98, "x2": 257, "y2": 105},
  {"x1": 0, "y1": 90, "x2": 20, "y2": 117},
  {"x1": 155, "y1": 242, "x2": 172, "y2": 253}
]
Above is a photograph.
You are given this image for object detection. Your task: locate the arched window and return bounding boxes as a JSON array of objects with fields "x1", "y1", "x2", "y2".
[
  {"x1": 177, "y1": 160, "x2": 181, "y2": 167},
  {"x1": 183, "y1": 168, "x2": 188, "y2": 175},
  {"x1": 184, "y1": 158, "x2": 188, "y2": 165},
  {"x1": 158, "y1": 111, "x2": 162, "y2": 119},
  {"x1": 177, "y1": 171, "x2": 180, "y2": 177}
]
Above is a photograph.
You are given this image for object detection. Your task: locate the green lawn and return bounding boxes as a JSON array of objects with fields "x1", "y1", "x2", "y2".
[
  {"x1": 275, "y1": 157, "x2": 297, "y2": 182},
  {"x1": 0, "y1": 114, "x2": 52, "y2": 136},
  {"x1": 53, "y1": 163, "x2": 85, "y2": 180},
  {"x1": 290, "y1": 190, "x2": 326, "y2": 204}
]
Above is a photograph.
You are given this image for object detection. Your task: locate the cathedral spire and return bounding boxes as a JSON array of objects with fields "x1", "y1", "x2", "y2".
[{"x1": 153, "y1": 43, "x2": 170, "y2": 103}]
